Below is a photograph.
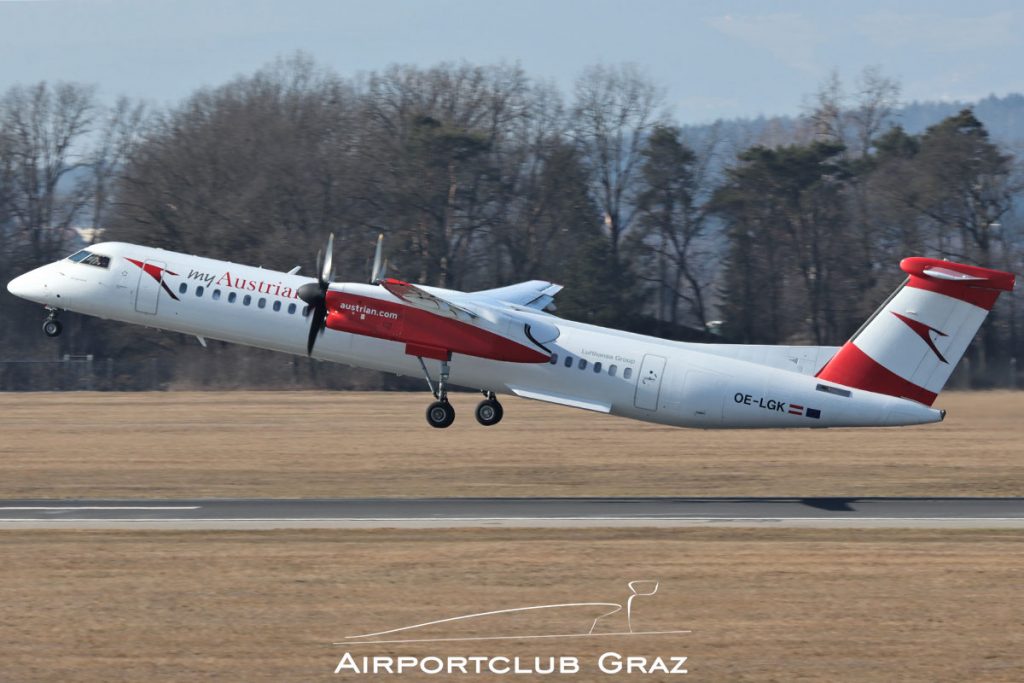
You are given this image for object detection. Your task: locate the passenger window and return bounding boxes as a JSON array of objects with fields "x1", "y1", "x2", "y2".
[
  {"x1": 564, "y1": 356, "x2": 573, "y2": 368},
  {"x1": 243, "y1": 295, "x2": 252, "y2": 306},
  {"x1": 272, "y1": 300, "x2": 281, "y2": 312},
  {"x1": 549, "y1": 353, "x2": 558, "y2": 365},
  {"x1": 302, "y1": 305, "x2": 310, "y2": 316},
  {"x1": 196, "y1": 286, "x2": 204, "y2": 297},
  {"x1": 609, "y1": 364, "x2": 617, "y2": 377},
  {"x1": 258, "y1": 297, "x2": 266, "y2": 309},
  {"x1": 287, "y1": 303, "x2": 296, "y2": 314},
  {"x1": 178, "y1": 283, "x2": 187, "y2": 295},
  {"x1": 624, "y1": 367, "x2": 633, "y2": 379},
  {"x1": 228, "y1": 292, "x2": 237, "y2": 304},
  {"x1": 578, "y1": 358, "x2": 587, "y2": 370},
  {"x1": 594, "y1": 361, "x2": 602, "y2": 373},
  {"x1": 212, "y1": 289, "x2": 221, "y2": 301}
]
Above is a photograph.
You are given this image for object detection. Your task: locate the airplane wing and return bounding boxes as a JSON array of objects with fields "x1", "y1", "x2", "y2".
[
  {"x1": 471, "y1": 280, "x2": 563, "y2": 310},
  {"x1": 379, "y1": 278, "x2": 479, "y2": 320}
]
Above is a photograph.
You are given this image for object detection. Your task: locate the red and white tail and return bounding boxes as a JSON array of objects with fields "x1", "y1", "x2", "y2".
[{"x1": 816, "y1": 257, "x2": 1016, "y2": 405}]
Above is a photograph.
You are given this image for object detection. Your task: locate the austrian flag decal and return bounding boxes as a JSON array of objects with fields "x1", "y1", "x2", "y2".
[{"x1": 788, "y1": 404, "x2": 821, "y2": 419}]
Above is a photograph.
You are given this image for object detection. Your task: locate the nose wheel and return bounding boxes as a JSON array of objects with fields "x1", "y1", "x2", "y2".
[{"x1": 42, "y1": 309, "x2": 62, "y2": 338}]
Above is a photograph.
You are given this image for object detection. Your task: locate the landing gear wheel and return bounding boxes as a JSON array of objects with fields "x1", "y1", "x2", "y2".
[
  {"x1": 426, "y1": 400, "x2": 456, "y2": 429},
  {"x1": 42, "y1": 319, "x2": 62, "y2": 337},
  {"x1": 475, "y1": 399, "x2": 503, "y2": 426}
]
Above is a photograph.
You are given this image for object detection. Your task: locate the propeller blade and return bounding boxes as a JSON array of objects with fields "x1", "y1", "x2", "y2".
[
  {"x1": 300, "y1": 232, "x2": 337, "y2": 356},
  {"x1": 370, "y1": 233, "x2": 384, "y2": 284},
  {"x1": 321, "y1": 233, "x2": 334, "y2": 285},
  {"x1": 297, "y1": 282, "x2": 328, "y2": 356},
  {"x1": 305, "y1": 306, "x2": 322, "y2": 355}
]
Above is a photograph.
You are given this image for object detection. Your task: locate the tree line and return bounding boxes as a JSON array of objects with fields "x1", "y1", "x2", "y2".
[{"x1": 1, "y1": 56, "x2": 1021, "y2": 389}]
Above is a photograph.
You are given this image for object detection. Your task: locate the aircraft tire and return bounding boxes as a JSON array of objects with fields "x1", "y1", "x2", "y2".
[
  {"x1": 475, "y1": 399, "x2": 503, "y2": 426},
  {"x1": 43, "y1": 319, "x2": 62, "y2": 337},
  {"x1": 426, "y1": 400, "x2": 456, "y2": 428}
]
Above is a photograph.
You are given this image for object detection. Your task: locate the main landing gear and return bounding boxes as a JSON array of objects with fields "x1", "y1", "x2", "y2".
[
  {"x1": 419, "y1": 356, "x2": 456, "y2": 429},
  {"x1": 475, "y1": 391, "x2": 504, "y2": 427},
  {"x1": 416, "y1": 357, "x2": 504, "y2": 429},
  {"x1": 42, "y1": 308, "x2": 62, "y2": 338}
]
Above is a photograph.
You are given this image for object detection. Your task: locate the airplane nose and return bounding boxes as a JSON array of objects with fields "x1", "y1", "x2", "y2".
[
  {"x1": 6, "y1": 270, "x2": 48, "y2": 303},
  {"x1": 7, "y1": 272, "x2": 31, "y2": 298}
]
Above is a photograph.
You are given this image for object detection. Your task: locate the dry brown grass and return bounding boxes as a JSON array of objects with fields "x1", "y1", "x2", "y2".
[
  {"x1": 0, "y1": 390, "x2": 1021, "y2": 498},
  {"x1": 1, "y1": 528, "x2": 1022, "y2": 682}
]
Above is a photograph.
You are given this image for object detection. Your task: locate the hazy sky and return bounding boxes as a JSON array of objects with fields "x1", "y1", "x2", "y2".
[{"x1": 2, "y1": 0, "x2": 1023, "y2": 123}]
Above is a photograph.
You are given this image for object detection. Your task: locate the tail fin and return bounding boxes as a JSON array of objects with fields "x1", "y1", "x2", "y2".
[{"x1": 816, "y1": 257, "x2": 1015, "y2": 405}]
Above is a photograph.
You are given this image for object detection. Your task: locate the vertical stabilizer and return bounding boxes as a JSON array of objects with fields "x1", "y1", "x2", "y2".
[{"x1": 816, "y1": 257, "x2": 1015, "y2": 405}]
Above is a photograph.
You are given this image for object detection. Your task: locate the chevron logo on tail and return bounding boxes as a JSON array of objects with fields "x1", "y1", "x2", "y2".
[{"x1": 891, "y1": 312, "x2": 948, "y2": 363}]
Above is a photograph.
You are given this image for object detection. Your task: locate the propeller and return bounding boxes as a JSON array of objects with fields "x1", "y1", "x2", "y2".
[
  {"x1": 297, "y1": 233, "x2": 334, "y2": 356},
  {"x1": 369, "y1": 233, "x2": 387, "y2": 284}
]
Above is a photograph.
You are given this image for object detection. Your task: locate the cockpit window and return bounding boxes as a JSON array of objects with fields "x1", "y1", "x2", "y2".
[
  {"x1": 81, "y1": 253, "x2": 110, "y2": 269},
  {"x1": 66, "y1": 250, "x2": 110, "y2": 269}
]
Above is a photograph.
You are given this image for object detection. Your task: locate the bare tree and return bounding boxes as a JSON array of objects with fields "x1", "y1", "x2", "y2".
[
  {"x1": 848, "y1": 65, "x2": 901, "y2": 157},
  {"x1": 0, "y1": 82, "x2": 97, "y2": 263},
  {"x1": 87, "y1": 96, "x2": 147, "y2": 242},
  {"x1": 571, "y1": 63, "x2": 663, "y2": 258},
  {"x1": 805, "y1": 66, "x2": 900, "y2": 157},
  {"x1": 806, "y1": 69, "x2": 845, "y2": 147}
]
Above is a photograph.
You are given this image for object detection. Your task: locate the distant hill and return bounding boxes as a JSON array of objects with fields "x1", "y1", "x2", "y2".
[{"x1": 682, "y1": 92, "x2": 1024, "y2": 156}]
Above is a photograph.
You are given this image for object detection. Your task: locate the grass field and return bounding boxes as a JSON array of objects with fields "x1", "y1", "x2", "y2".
[
  {"x1": 0, "y1": 390, "x2": 1020, "y2": 498},
  {"x1": 1, "y1": 391, "x2": 1022, "y2": 681},
  {"x1": 1, "y1": 528, "x2": 1022, "y2": 682}
]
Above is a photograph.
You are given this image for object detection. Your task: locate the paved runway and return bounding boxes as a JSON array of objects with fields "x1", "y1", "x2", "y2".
[{"x1": 2, "y1": 497, "x2": 1024, "y2": 529}]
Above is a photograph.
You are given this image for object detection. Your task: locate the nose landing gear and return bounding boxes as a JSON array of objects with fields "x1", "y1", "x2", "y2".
[{"x1": 42, "y1": 308, "x2": 62, "y2": 338}]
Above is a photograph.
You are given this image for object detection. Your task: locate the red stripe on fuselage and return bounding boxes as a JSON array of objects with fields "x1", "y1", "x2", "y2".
[
  {"x1": 816, "y1": 343, "x2": 937, "y2": 405},
  {"x1": 323, "y1": 290, "x2": 548, "y2": 363}
]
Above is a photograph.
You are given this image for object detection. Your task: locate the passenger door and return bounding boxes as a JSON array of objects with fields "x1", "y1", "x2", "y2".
[
  {"x1": 634, "y1": 354, "x2": 667, "y2": 411},
  {"x1": 134, "y1": 260, "x2": 165, "y2": 315}
]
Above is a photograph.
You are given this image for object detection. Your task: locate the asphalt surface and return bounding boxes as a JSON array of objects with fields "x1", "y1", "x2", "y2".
[{"x1": 2, "y1": 497, "x2": 1024, "y2": 529}]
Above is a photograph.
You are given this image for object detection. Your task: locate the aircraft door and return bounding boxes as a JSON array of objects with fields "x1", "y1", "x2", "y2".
[
  {"x1": 634, "y1": 354, "x2": 667, "y2": 411},
  {"x1": 134, "y1": 260, "x2": 165, "y2": 315}
]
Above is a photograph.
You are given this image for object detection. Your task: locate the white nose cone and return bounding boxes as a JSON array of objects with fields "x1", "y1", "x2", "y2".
[
  {"x1": 7, "y1": 272, "x2": 31, "y2": 298},
  {"x1": 6, "y1": 269, "x2": 49, "y2": 304}
]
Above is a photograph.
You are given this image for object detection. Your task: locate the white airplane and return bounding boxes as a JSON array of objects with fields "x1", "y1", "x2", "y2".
[{"x1": 6, "y1": 235, "x2": 1015, "y2": 429}]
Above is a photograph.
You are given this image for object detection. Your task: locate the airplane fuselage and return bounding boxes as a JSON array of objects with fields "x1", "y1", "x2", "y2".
[{"x1": 8, "y1": 242, "x2": 945, "y2": 428}]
